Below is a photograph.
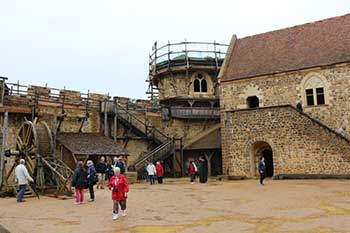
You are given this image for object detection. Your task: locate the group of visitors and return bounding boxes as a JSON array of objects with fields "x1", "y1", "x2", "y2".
[
  {"x1": 188, "y1": 158, "x2": 208, "y2": 184},
  {"x1": 71, "y1": 156, "x2": 129, "y2": 220},
  {"x1": 146, "y1": 161, "x2": 164, "y2": 185}
]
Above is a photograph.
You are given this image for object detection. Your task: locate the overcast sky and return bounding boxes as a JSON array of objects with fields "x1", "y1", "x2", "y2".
[{"x1": 0, "y1": 0, "x2": 349, "y2": 99}]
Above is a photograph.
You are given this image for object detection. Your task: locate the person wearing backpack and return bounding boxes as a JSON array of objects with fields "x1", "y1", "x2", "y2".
[
  {"x1": 189, "y1": 161, "x2": 197, "y2": 184},
  {"x1": 87, "y1": 160, "x2": 97, "y2": 202},
  {"x1": 72, "y1": 161, "x2": 87, "y2": 205}
]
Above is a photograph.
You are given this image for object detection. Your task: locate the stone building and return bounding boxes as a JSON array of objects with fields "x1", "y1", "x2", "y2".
[{"x1": 219, "y1": 14, "x2": 350, "y2": 178}]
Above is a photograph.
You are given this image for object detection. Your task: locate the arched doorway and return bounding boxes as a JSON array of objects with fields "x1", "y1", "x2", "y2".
[{"x1": 250, "y1": 141, "x2": 274, "y2": 177}]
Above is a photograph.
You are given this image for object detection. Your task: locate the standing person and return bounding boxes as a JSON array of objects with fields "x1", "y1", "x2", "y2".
[
  {"x1": 72, "y1": 161, "x2": 87, "y2": 205},
  {"x1": 338, "y1": 126, "x2": 346, "y2": 138},
  {"x1": 87, "y1": 160, "x2": 97, "y2": 201},
  {"x1": 96, "y1": 156, "x2": 107, "y2": 189},
  {"x1": 145, "y1": 162, "x2": 150, "y2": 183},
  {"x1": 199, "y1": 158, "x2": 208, "y2": 184},
  {"x1": 155, "y1": 161, "x2": 164, "y2": 184},
  {"x1": 15, "y1": 159, "x2": 34, "y2": 203},
  {"x1": 296, "y1": 99, "x2": 303, "y2": 112},
  {"x1": 113, "y1": 156, "x2": 125, "y2": 174},
  {"x1": 189, "y1": 161, "x2": 197, "y2": 184},
  {"x1": 258, "y1": 157, "x2": 266, "y2": 186},
  {"x1": 146, "y1": 162, "x2": 156, "y2": 185},
  {"x1": 105, "y1": 157, "x2": 115, "y2": 182},
  {"x1": 108, "y1": 167, "x2": 129, "y2": 221}
]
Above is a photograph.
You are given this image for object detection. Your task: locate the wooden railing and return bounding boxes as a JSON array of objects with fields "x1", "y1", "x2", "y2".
[
  {"x1": 169, "y1": 106, "x2": 220, "y2": 119},
  {"x1": 133, "y1": 139, "x2": 175, "y2": 170},
  {"x1": 3, "y1": 82, "x2": 101, "y2": 110},
  {"x1": 104, "y1": 101, "x2": 169, "y2": 144}
]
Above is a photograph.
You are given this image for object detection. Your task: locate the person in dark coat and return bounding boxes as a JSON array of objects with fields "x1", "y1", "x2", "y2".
[
  {"x1": 199, "y1": 158, "x2": 208, "y2": 183},
  {"x1": 258, "y1": 156, "x2": 266, "y2": 186},
  {"x1": 87, "y1": 160, "x2": 97, "y2": 201},
  {"x1": 105, "y1": 157, "x2": 115, "y2": 182},
  {"x1": 296, "y1": 99, "x2": 303, "y2": 112},
  {"x1": 72, "y1": 161, "x2": 87, "y2": 205},
  {"x1": 113, "y1": 156, "x2": 125, "y2": 174},
  {"x1": 96, "y1": 156, "x2": 107, "y2": 189}
]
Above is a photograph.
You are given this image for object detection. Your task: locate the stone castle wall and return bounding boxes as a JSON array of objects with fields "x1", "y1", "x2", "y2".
[
  {"x1": 222, "y1": 106, "x2": 350, "y2": 177},
  {"x1": 220, "y1": 63, "x2": 350, "y2": 135}
]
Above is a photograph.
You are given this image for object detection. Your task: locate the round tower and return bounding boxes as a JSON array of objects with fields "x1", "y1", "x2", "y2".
[{"x1": 147, "y1": 41, "x2": 228, "y2": 120}]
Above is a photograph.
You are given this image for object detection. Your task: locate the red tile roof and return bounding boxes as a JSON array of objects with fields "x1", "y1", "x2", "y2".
[{"x1": 221, "y1": 14, "x2": 350, "y2": 82}]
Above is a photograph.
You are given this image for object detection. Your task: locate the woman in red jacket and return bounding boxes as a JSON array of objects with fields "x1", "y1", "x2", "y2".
[
  {"x1": 108, "y1": 167, "x2": 129, "y2": 221},
  {"x1": 155, "y1": 161, "x2": 164, "y2": 184}
]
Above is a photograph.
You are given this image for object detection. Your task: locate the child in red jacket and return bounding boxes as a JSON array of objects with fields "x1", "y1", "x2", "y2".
[{"x1": 108, "y1": 167, "x2": 129, "y2": 220}]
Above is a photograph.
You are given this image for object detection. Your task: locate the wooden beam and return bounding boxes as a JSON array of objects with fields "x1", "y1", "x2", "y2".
[{"x1": 0, "y1": 111, "x2": 8, "y2": 189}]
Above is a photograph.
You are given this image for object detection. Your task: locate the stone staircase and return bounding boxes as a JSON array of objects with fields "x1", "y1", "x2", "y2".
[{"x1": 227, "y1": 104, "x2": 350, "y2": 177}]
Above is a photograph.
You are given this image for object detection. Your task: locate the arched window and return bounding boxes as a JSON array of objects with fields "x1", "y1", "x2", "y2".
[
  {"x1": 201, "y1": 79, "x2": 207, "y2": 92},
  {"x1": 303, "y1": 75, "x2": 326, "y2": 106},
  {"x1": 194, "y1": 79, "x2": 201, "y2": 92},
  {"x1": 247, "y1": 96, "x2": 259, "y2": 108},
  {"x1": 193, "y1": 73, "x2": 208, "y2": 93}
]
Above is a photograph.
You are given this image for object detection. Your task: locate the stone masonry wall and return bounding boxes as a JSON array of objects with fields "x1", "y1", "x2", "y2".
[
  {"x1": 220, "y1": 63, "x2": 350, "y2": 135},
  {"x1": 222, "y1": 106, "x2": 350, "y2": 177},
  {"x1": 158, "y1": 71, "x2": 218, "y2": 100}
]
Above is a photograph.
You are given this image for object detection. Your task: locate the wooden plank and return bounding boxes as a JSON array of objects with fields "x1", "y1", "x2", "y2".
[{"x1": 0, "y1": 111, "x2": 8, "y2": 189}]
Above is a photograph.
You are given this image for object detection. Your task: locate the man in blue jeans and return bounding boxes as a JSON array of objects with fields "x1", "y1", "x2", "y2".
[{"x1": 15, "y1": 159, "x2": 34, "y2": 202}]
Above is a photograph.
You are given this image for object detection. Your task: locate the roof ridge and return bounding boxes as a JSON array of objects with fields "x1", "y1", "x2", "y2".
[{"x1": 238, "y1": 13, "x2": 350, "y2": 40}]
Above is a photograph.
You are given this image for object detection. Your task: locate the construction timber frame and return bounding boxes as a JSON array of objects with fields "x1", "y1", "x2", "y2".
[{"x1": 147, "y1": 41, "x2": 229, "y2": 99}]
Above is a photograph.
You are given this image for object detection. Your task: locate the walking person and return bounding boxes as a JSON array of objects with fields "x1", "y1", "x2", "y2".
[
  {"x1": 155, "y1": 161, "x2": 164, "y2": 184},
  {"x1": 96, "y1": 156, "x2": 107, "y2": 189},
  {"x1": 258, "y1": 156, "x2": 266, "y2": 186},
  {"x1": 72, "y1": 161, "x2": 87, "y2": 205},
  {"x1": 87, "y1": 160, "x2": 97, "y2": 201},
  {"x1": 15, "y1": 159, "x2": 34, "y2": 202},
  {"x1": 189, "y1": 161, "x2": 197, "y2": 184},
  {"x1": 146, "y1": 162, "x2": 156, "y2": 185},
  {"x1": 108, "y1": 167, "x2": 129, "y2": 220},
  {"x1": 199, "y1": 158, "x2": 208, "y2": 184}
]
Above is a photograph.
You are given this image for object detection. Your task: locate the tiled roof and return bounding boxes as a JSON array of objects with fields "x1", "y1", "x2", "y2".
[
  {"x1": 57, "y1": 133, "x2": 129, "y2": 156},
  {"x1": 222, "y1": 14, "x2": 350, "y2": 82}
]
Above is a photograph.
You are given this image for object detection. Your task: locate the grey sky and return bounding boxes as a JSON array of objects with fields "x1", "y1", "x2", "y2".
[{"x1": 0, "y1": 0, "x2": 349, "y2": 99}]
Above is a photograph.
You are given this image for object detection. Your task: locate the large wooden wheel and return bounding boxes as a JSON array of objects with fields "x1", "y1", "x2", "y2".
[
  {"x1": 13, "y1": 120, "x2": 72, "y2": 194},
  {"x1": 15, "y1": 120, "x2": 54, "y2": 187}
]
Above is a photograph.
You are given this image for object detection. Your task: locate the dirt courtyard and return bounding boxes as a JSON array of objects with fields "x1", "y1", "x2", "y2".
[{"x1": 1, "y1": 178, "x2": 350, "y2": 233}]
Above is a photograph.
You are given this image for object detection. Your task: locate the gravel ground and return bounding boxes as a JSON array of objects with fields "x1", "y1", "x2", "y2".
[{"x1": 1, "y1": 178, "x2": 350, "y2": 233}]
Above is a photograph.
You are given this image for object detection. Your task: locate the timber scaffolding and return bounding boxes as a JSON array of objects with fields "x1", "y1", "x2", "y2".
[
  {"x1": 147, "y1": 41, "x2": 229, "y2": 99},
  {"x1": 102, "y1": 100, "x2": 184, "y2": 178}
]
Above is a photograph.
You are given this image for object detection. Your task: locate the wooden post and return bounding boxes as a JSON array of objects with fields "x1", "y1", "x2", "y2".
[
  {"x1": 113, "y1": 102, "x2": 117, "y2": 142},
  {"x1": 172, "y1": 138, "x2": 176, "y2": 178},
  {"x1": 0, "y1": 111, "x2": 8, "y2": 189},
  {"x1": 204, "y1": 151, "x2": 214, "y2": 177},
  {"x1": 180, "y1": 138, "x2": 184, "y2": 177},
  {"x1": 104, "y1": 100, "x2": 108, "y2": 137}
]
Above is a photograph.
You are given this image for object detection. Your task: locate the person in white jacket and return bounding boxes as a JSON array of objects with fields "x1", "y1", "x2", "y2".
[
  {"x1": 15, "y1": 159, "x2": 34, "y2": 202},
  {"x1": 146, "y1": 162, "x2": 156, "y2": 185}
]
